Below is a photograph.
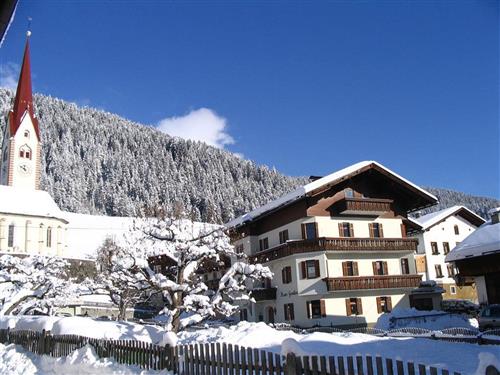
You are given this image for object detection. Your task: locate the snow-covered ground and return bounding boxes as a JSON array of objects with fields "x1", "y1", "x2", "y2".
[
  {"x1": 0, "y1": 343, "x2": 165, "y2": 375},
  {"x1": 1, "y1": 317, "x2": 499, "y2": 375}
]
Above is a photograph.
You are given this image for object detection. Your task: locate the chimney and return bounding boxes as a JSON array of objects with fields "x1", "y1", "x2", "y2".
[
  {"x1": 489, "y1": 207, "x2": 500, "y2": 224},
  {"x1": 309, "y1": 175, "x2": 323, "y2": 182}
]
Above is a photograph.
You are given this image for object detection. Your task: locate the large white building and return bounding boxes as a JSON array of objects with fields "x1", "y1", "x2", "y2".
[
  {"x1": 410, "y1": 206, "x2": 484, "y2": 301},
  {"x1": 227, "y1": 161, "x2": 438, "y2": 328}
]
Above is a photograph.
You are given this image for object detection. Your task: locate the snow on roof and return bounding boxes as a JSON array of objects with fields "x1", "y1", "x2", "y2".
[
  {"x1": 414, "y1": 205, "x2": 485, "y2": 231},
  {"x1": 63, "y1": 212, "x2": 135, "y2": 259},
  {"x1": 225, "y1": 160, "x2": 437, "y2": 228},
  {"x1": 445, "y1": 219, "x2": 500, "y2": 262},
  {"x1": 0, "y1": 185, "x2": 67, "y2": 221}
]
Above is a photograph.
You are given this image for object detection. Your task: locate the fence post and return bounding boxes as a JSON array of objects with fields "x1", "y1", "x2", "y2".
[
  {"x1": 485, "y1": 365, "x2": 499, "y2": 375},
  {"x1": 285, "y1": 353, "x2": 298, "y2": 375}
]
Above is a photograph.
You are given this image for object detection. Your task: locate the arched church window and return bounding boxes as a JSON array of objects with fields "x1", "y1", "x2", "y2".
[
  {"x1": 46, "y1": 227, "x2": 52, "y2": 248},
  {"x1": 25, "y1": 220, "x2": 31, "y2": 253},
  {"x1": 24, "y1": 130, "x2": 30, "y2": 138},
  {"x1": 8, "y1": 224, "x2": 15, "y2": 248},
  {"x1": 19, "y1": 145, "x2": 32, "y2": 160}
]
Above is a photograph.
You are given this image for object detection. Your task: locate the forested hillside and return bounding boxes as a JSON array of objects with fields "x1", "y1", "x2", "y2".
[{"x1": 0, "y1": 89, "x2": 498, "y2": 223}]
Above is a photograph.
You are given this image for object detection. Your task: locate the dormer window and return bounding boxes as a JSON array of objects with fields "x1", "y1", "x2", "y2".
[{"x1": 24, "y1": 130, "x2": 30, "y2": 138}]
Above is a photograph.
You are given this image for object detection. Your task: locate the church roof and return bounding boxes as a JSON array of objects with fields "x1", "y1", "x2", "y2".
[
  {"x1": 9, "y1": 35, "x2": 40, "y2": 140},
  {"x1": 0, "y1": 185, "x2": 67, "y2": 222}
]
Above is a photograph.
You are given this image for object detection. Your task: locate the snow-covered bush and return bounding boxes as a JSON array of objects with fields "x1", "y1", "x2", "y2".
[{"x1": 0, "y1": 254, "x2": 82, "y2": 315}]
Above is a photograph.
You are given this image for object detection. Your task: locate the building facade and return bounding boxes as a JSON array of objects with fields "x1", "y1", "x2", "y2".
[
  {"x1": 446, "y1": 208, "x2": 500, "y2": 305},
  {"x1": 411, "y1": 206, "x2": 484, "y2": 301},
  {"x1": 227, "y1": 161, "x2": 437, "y2": 328}
]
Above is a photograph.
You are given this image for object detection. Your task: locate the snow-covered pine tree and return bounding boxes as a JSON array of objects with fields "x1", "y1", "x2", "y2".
[{"x1": 120, "y1": 218, "x2": 272, "y2": 333}]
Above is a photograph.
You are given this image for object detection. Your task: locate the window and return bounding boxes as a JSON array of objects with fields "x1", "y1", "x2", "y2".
[
  {"x1": 377, "y1": 296, "x2": 392, "y2": 313},
  {"x1": 345, "y1": 298, "x2": 362, "y2": 316},
  {"x1": 8, "y1": 224, "x2": 14, "y2": 247},
  {"x1": 153, "y1": 265, "x2": 162, "y2": 273},
  {"x1": 454, "y1": 225, "x2": 459, "y2": 235},
  {"x1": 284, "y1": 303, "x2": 295, "y2": 321},
  {"x1": 447, "y1": 264, "x2": 456, "y2": 277},
  {"x1": 300, "y1": 259, "x2": 320, "y2": 279},
  {"x1": 443, "y1": 242, "x2": 450, "y2": 255},
  {"x1": 302, "y1": 223, "x2": 318, "y2": 239},
  {"x1": 240, "y1": 309, "x2": 248, "y2": 321},
  {"x1": 450, "y1": 286, "x2": 457, "y2": 295},
  {"x1": 372, "y1": 261, "x2": 388, "y2": 276},
  {"x1": 282, "y1": 266, "x2": 292, "y2": 284},
  {"x1": 306, "y1": 300, "x2": 325, "y2": 319},
  {"x1": 431, "y1": 242, "x2": 439, "y2": 255},
  {"x1": 24, "y1": 130, "x2": 29, "y2": 138},
  {"x1": 262, "y1": 278, "x2": 271, "y2": 288},
  {"x1": 342, "y1": 261, "x2": 358, "y2": 276},
  {"x1": 400, "y1": 258, "x2": 410, "y2": 275},
  {"x1": 435, "y1": 265, "x2": 443, "y2": 278},
  {"x1": 370, "y1": 223, "x2": 384, "y2": 238},
  {"x1": 279, "y1": 230, "x2": 289, "y2": 244},
  {"x1": 19, "y1": 144, "x2": 32, "y2": 160},
  {"x1": 235, "y1": 244, "x2": 244, "y2": 254},
  {"x1": 339, "y1": 222, "x2": 354, "y2": 237},
  {"x1": 46, "y1": 227, "x2": 52, "y2": 247},
  {"x1": 344, "y1": 188, "x2": 355, "y2": 198},
  {"x1": 259, "y1": 237, "x2": 269, "y2": 251}
]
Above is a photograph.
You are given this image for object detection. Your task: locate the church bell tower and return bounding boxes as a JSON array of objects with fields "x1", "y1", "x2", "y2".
[{"x1": 0, "y1": 31, "x2": 41, "y2": 190}]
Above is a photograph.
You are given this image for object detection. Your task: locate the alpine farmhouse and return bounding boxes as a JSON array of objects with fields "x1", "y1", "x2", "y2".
[{"x1": 227, "y1": 162, "x2": 438, "y2": 328}]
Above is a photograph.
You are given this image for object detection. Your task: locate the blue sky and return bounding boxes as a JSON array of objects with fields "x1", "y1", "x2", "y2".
[{"x1": 1, "y1": 1, "x2": 499, "y2": 198}]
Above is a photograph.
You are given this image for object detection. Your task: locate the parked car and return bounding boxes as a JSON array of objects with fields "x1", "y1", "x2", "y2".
[
  {"x1": 441, "y1": 299, "x2": 480, "y2": 316},
  {"x1": 478, "y1": 305, "x2": 500, "y2": 331}
]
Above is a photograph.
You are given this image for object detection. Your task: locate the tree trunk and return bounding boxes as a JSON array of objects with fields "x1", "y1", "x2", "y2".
[{"x1": 118, "y1": 299, "x2": 127, "y2": 321}]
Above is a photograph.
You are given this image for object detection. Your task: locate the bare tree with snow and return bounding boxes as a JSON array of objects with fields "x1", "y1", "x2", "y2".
[
  {"x1": 0, "y1": 254, "x2": 80, "y2": 315},
  {"x1": 122, "y1": 218, "x2": 272, "y2": 333}
]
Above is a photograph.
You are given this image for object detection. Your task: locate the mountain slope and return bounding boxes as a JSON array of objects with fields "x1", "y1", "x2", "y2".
[{"x1": 0, "y1": 89, "x2": 498, "y2": 222}]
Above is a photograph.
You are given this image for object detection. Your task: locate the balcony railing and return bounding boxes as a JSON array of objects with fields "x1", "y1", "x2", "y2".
[
  {"x1": 331, "y1": 197, "x2": 393, "y2": 215},
  {"x1": 251, "y1": 287, "x2": 277, "y2": 301},
  {"x1": 250, "y1": 237, "x2": 418, "y2": 263},
  {"x1": 324, "y1": 274, "x2": 422, "y2": 291}
]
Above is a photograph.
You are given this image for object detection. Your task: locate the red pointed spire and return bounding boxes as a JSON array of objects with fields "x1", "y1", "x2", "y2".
[{"x1": 9, "y1": 33, "x2": 40, "y2": 140}]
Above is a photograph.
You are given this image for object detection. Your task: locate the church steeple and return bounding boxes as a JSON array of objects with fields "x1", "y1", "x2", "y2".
[
  {"x1": 0, "y1": 30, "x2": 41, "y2": 190},
  {"x1": 9, "y1": 31, "x2": 40, "y2": 140}
]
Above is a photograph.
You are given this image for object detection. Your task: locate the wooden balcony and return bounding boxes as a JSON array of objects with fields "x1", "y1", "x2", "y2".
[
  {"x1": 331, "y1": 197, "x2": 393, "y2": 216},
  {"x1": 251, "y1": 287, "x2": 277, "y2": 301},
  {"x1": 250, "y1": 237, "x2": 418, "y2": 264},
  {"x1": 324, "y1": 274, "x2": 422, "y2": 291}
]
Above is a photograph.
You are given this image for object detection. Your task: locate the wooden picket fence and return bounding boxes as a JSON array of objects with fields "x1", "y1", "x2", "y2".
[{"x1": 2, "y1": 328, "x2": 495, "y2": 375}]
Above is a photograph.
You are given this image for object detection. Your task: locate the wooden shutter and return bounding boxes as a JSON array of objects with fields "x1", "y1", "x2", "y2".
[
  {"x1": 300, "y1": 261, "x2": 306, "y2": 279},
  {"x1": 349, "y1": 223, "x2": 354, "y2": 237},
  {"x1": 369, "y1": 223, "x2": 374, "y2": 238},
  {"x1": 314, "y1": 222, "x2": 319, "y2": 238},
  {"x1": 387, "y1": 297, "x2": 392, "y2": 311},
  {"x1": 357, "y1": 298, "x2": 363, "y2": 314},
  {"x1": 353, "y1": 261, "x2": 359, "y2": 276},
  {"x1": 314, "y1": 260, "x2": 320, "y2": 278},
  {"x1": 338, "y1": 223, "x2": 344, "y2": 237},
  {"x1": 290, "y1": 304, "x2": 295, "y2": 320},
  {"x1": 306, "y1": 301, "x2": 311, "y2": 319},
  {"x1": 372, "y1": 261, "x2": 377, "y2": 275},
  {"x1": 376, "y1": 297, "x2": 382, "y2": 313},
  {"x1": 379, "y1": 223, "x2": 384, "y2": 238},
  {"x1": 287, "y1": 267, "x2": 292, "y2": 283},
  {"x1": 301, "y1": 224, "x2": 306, "y2": 239},
  {"x1": 342, "y1": 262, "x2": 348, "y2": 276},
  {"x1": 400, "y1": 223, "x2": 406, "y2": 238},
  {"x1": 282, "y1": 268, "x2": 286, "y2": 283},
  {"x1": 345, "y1": 299, "x2": 352, "y2": 316},
  {"x1": 320, "y1": 299, "x2": 326, "y2": 317},
  {"x1": 382, "y1": 261, "x2": 388, "y2": 275}
]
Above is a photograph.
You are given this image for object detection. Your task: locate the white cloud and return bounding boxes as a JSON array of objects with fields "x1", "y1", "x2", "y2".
[
  {"x1": 156, "y1": 108, "x2": 235, "y2": 149},
  {"x1": 0, "y1": 62, "x2": 19, "y2": 90}
]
